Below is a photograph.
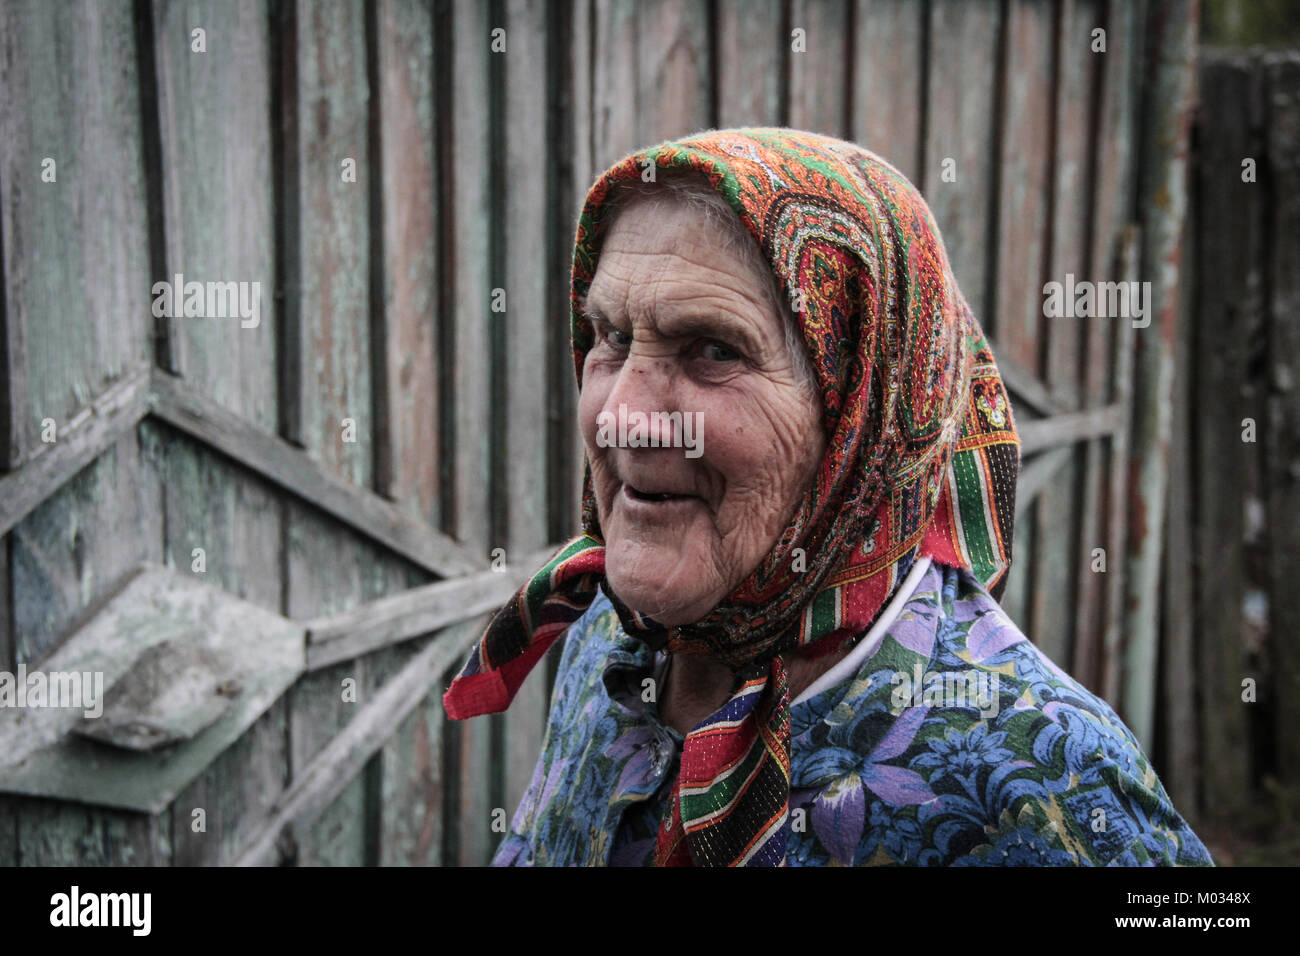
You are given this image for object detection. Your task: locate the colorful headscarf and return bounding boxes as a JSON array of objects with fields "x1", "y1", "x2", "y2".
[{"x1": 444, "y1": 128, "x2": 1019, "y2": 866}]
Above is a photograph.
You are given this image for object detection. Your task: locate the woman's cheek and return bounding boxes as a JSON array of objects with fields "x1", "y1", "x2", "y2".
[
  {"x1": 699, "y1": 395, "x2": 757, "y2": 467},
  {"x1": 577, "y1": 368, "x2": 611, "y2": 449}
]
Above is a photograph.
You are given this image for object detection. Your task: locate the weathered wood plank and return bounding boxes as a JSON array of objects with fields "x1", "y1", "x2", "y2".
[
  {"x1": 1068, "y1": 0, "x2": 1111, "y2": 693},
  {"x1": 140, "y1": 420, "x2": 283, "y2": 609},
  {"x1": 0, "y1": 795, "x2": 15, "y2": 865},
  {"x1": 1038, "y1": 0, "x2": 1092, "y2": 680},
  {"x1": 0, "y1": 534, "x2": 10, "y2": 864},
  {"x1": 1161, "y1": 191, "x2": 1197, "y2": 818},
  {"x1": 0, "y1": 0, "x2": 152, "y2": 467},
  {"x1": 1101, "y1": 224, "x2": 1139, "y2": 705},
  {"x1": 294, "y1": 0, "x2": 372, "y2": 487},
  {"x1": 1088, "y1": 0, "x2": 1138, "y2": 290},
  {"x1": 592, "y1": 0, "x2": 712, "y2": 171},
  {"x1": 994, "y1": 0, "x2": 1054, "y2": 377},
  {"x1": 591, "y1": 0, "x2": 640, "y2": 172},
  {"x1": 361, "y1": 631, "x2": 430, "y2": 865},
  {"x1": 152, "y1": 0, "x2": 278, "y2": 431},
  {"x1": 1032, "y1": 480, "x2": 1079, "y2": 670},
  {"x1": 447, "y1": 0, "x2": 492, "y2": 551},
  {"x1": 306, "y1": 546, "x2": 553, "y2": 669},
  {"x1": 637, "y1": 0, "x2": 711, "y2": 141},
  {"x1": 1122, "y1": 0, "x2": 1197, "y2": 748},
  {"x1": 148, "y1": 370, "x2": 483, "y2": 576},
  {"x1": 1189, "y1": 57, "x2": 1254, "y2": 818},
  {"x1": 1160, "y1": 16, "x2": 1202, "y2": 811},
  {"x1": 925, "y1": 0, "x2": 1002, "y2": 324},
  {"x1": 851, "y1": 0, "x2": 923, "y2": 183},
  {"x1": 1263, "y1": 52, "x2": 1300, "y2": 785},
  {"x1": 445, "y1": 0, "x2": 496, "y2": 867},
  {"x1": 0, "y1": 200, "x2": 24, "y2": 473},
  {"x1": 170, "y1": 700, "x2": 290, "y2": 865},
  {"x1": 1016, "y1": 403, "x2": 1124, "y2": 453},
  {"x1": 234, "y1": 616, "x2": 485, "y2": 866},
  {"x1": 0, "y1": 365, "x2": 150, "y2": 537},
  {"x1": 1091, "y1": 0, "x2": 1141, "y2": 705},
  {"x1": 548, "y1": 0, "x2": 591, "y2": 694},
  {"x1": 314, "y1": 625, "x2": 424, "y2": 867},
  {"x1": 1016, "y1": 446, "x2": 1073, "y2": 517},
  {"x1": 284, "y1": 501, "x2": 428, "y2": 865},
  {"x1": 787, "y1": 0, "x2": 849, "y2": 137},
  {"x1": 15, "y1": 800, "x2": 170, "y2": 866},
  {"x1": 379, "y1": 685, "x2": 444, "y2": 865},
  {"x1": 1071, "y1": 437, "x2": 1107, "y2": 691},
  {"x1": 715, "y1": 0, "x2": 783, "y2": 128},
  {"x1": 551, "y1": 0, "x2": 585, "y2": 552},
  {"x1": 1074, "y1": 0, "x2": 1136, "y2": 694},
  {"x1": 376, "y1": 0, "x2": 438, "y2": 520},
  {"x1": 561, "y1": 0, "x2": 595, "y2": 541},
  {"x1": 0, "y1": 522, "x2": 13, "y2": 862},
  {"x1": 1045, "y1": 0, "x2": 1098, "y2": 411},
  {"x1": 443, "y1": 651, "x2": 495, "y2": 866},
  {"x1": 1033, "y1": 0, "x2": 1101, "y2": 675},
  {"x1": 992, "y1": 344, "x2": 1071, "y2": 417},
  {"x1": 139, "y1": 409, "x2": 287, "y2": 862},
  {"x1": 286, "y1": 514, "x2": 367, "y2": 867},
  {"x1": 499, "y1": 0, "x2": 553, "y2": 828},
  {"x1": 0, "y1": 531, "x2": 11, "y2": 673},
  {"x1": 10, "y1": 428, "x2": 162, "y2": 665},
  {"x1": 502, "y1": 0, "x2": 550, "y2": 563},
  {"x1": 568, "y1": 0, "x2": 595, "y2": 201},
  {"x1": 272, "y1": 0, "x2": 302, "y2": 447},
  {"x1": 297, "y1": 776, "x2": 367, "y2": 865}
]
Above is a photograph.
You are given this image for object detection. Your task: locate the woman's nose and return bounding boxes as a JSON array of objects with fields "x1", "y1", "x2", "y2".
[{"x1": 601, "y1": 356, "x2": 680, "y2": 447}]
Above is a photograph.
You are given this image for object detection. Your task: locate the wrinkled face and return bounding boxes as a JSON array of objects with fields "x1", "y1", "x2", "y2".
[{"x1": 578, "y1": 199, "x2": 826, "y2": 626}]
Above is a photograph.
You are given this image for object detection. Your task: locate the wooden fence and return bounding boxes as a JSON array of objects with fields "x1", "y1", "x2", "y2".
[
  {"x1": 1166, "y1": 48, "x2": 1300, "y2": 861},
  {"x1": 0, "y1": 0, "x2": 1216, "y2": 865}
]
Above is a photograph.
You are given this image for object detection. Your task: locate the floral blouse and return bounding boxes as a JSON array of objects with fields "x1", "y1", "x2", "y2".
[{"x1": 492, "y1": 561, "x2": 1213, "y2": 867}]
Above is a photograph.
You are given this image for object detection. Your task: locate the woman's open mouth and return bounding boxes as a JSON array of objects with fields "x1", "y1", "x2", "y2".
[{"x1": 622, "y1": 484, "x2": 697, "y2": 504}]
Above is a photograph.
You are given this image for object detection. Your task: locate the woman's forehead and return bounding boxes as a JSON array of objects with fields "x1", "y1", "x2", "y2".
[
  {"x1": 587, "y1": 203, "x2": 771, "y2": 312},
  {"x1": 598, "y1": 196, "x2": 727, "y2": 254}
]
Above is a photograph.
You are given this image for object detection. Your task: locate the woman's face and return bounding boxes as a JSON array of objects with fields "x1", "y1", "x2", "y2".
[{"x1": 579, "y1": 199, "x2": 826, "y2": 626}]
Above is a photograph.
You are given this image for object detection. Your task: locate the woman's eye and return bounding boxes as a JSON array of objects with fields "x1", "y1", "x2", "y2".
[
  {"x1": 701, "y1": 341, "x2": 740, "y2": 362},
  {"x1": 595, "y1": 323, "x2": 631, "y2": 348}
]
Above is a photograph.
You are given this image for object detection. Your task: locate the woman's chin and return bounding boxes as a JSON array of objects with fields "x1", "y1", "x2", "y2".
[{"x1": 604, "y1": 543, "x2": 721, "y2": 625}]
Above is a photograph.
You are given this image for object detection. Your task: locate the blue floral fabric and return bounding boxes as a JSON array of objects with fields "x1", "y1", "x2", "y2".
[{"x1": 492, "y1": 562, "x2": 1213, "y2": 867}]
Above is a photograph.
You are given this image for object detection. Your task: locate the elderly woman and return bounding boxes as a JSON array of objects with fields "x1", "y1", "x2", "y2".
[{"x1": 444, "y1": 129, "x2": 1211, "y2": 867}]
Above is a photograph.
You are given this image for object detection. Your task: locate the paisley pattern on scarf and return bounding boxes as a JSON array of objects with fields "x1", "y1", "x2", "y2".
[{"x1": 493, "y1": 563, "x2": 1213, "y2": 867}]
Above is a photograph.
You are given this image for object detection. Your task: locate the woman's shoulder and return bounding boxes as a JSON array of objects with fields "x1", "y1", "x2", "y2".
[{"x1": 786, "y1": 562, "x2": 1214, "y2": 866}]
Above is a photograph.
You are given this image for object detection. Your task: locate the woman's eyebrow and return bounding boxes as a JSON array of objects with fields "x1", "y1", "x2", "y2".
[
  {"x1": 658, "y1": 311, "x2": 765, "y2": 356},
  {"x1": 578, "y1": 296, "x2": 608, "y2": 324},
  {"x1": 581, "y1": 295, "x2": 766, "y2": 357}
]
